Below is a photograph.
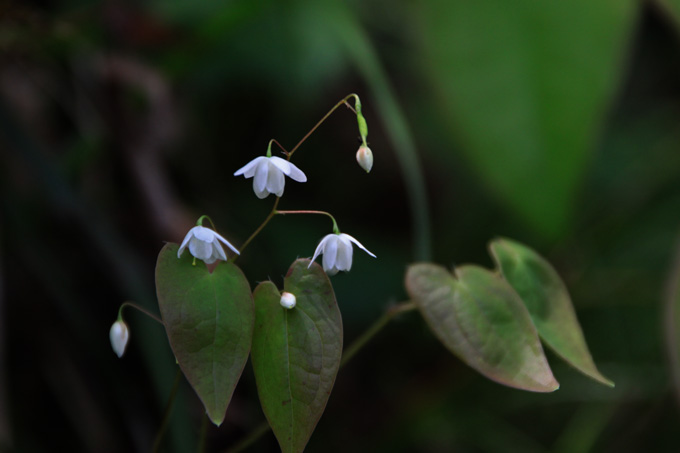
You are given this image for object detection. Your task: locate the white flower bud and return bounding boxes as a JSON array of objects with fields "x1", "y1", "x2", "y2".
[
  {"x1": 280, "y1": 291, "x2": 296, "y2": 309},
  {"x1": 356, "y1": 146, "x2": 373, "y2": 173},
  {"x1": 110, "y1": 320, "x2": 130, "y2": 358}
]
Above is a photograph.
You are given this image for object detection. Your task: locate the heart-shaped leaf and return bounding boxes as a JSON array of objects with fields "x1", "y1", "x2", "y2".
[
  {"x1": 155, "y1": 243, "x2": 254, "y2": 426},
  {"x1": 489, "y1": 238, "x2": 614, "y2": 387},
  {"x1": 406, "y1": 263, "x2": 558, "y2": 392},
  {"x1": 251, "y1": 259, "x2": 343, "y2": 453}
]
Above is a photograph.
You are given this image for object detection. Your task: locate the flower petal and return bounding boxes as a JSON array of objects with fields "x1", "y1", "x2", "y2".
[
  {"x1": 211, "y1": 239, "x2": 228, "y2": 262},
  {"x1": 254, "y1": 159, "x2": 269, "y2": 195},
  {"x1": 309, "y1": 234, "x2": 332, "y2": 268},
  {"x1": 267, "y1": 161, "x2": 286, "y2": 197},
  {"x1": 234, "y1": 156, "x2": 266, "y2": 178},
  {"x1": 192, "y1": 226, "x2": 216, "y2": 242},
  {"x1": 189, "y1": 237, "x2": 213, "y2": 260},
  {"x1": 213, "y1": 230, "x2": 240, "y2": 255},
  {"x1": 178, "y1": 227, "x2": 195, "y2": 258},
  {"x1": 270, "y1": 156, "x2": 307, "y2": 182},
  {"x1": 322, "y1": 235, "x2": 339, "y2": 273},
  {"x1": 342, "y1": 233, "x2": 377, "y2": 258},
  {"x1": 335, "y1": 235, "x2": 354, "y2": 271}
]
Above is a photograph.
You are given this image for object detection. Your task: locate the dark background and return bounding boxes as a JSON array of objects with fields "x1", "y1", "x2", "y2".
[{"x1": 2, "y1": 0, "x2": 680, "y2": 451}]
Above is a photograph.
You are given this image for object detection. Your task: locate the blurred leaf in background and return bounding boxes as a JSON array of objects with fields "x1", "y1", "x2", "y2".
[{"x1": 419, "y1": 0, "x2": 638, "y2": 240}]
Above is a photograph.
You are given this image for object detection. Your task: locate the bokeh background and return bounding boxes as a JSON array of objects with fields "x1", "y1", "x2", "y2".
[{"x1": 3, "y1": 0, "x2": 680, "y2": 451}]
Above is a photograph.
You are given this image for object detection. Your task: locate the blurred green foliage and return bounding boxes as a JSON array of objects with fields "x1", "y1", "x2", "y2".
[{"x1": 2, "y1": 0, "x2": 680, "y2": 451}]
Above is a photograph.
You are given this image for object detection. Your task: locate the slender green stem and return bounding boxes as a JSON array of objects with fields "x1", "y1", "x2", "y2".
[
  {"x1": 223, "y1": 301, "x2": 416, "y2": 452},
  {"x1": 233, "y1": 198, "x2": 281, "y2": 260},
  {"x1": 340, "y1": 301, "x2": 416, "y2": 367},
  {"x1": 275, "y1": 210, "x2": 339, "y2": 234},
  {"x1": 197, "y1": 214, "x2": 218, "y2": 231},
  {"x1": 269, "y1": 139, "x2": 289, "y2": 156},
  {"x1": 287, "y1": 93, "x2": 359, "y2": 159},
  {"x1": 118, "y1": 301, "x2": 163, "y2": 325},
  {"x1": 152, "y1": 368, "x2": 183, "y2": 453},
  {"x1": 224, "y1": 421, "x2": 271, "y2": 453},
  {"x1": 198, "y1": 413, "x2": 209, "y2": 453}
]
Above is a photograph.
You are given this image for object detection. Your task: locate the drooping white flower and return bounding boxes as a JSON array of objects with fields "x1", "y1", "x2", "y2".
[
  {"x1": 280, "y1": 291, "x2": 296, "y2": 309},
  {"x1": 356, "y1": 145, "x2": 373, "y2": 173},
  {"x1": 309, "y1": 233, "x2": 376, "y2": 275},
  {"x1": 178, "y1": 225, "x2": 240, "y2": 264},
  {"x1": 110, "y1": 320, "x2": 130, "y2": 358},
  {"x1": 234, "y1": 156, "x2": 307, "y2": 199}
]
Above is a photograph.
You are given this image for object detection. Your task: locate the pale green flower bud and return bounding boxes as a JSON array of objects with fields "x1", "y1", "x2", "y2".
[
  {"x1": 110, "y1": 320, "x2": 130, "y2": 358},
  {"x1": 356, "y1": 146, "x2": 373, "y2": 173},
  {"x1": 280, "y1": 291, "x2": 296, "y2": 309}
]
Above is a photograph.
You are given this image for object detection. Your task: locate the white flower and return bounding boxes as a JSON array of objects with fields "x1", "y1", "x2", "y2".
[
  {"x1": 110, "y1": 320, "x2": 129, "y2": 358},
  {"x1": 280, "y1": 291, "x2": 296, "y2": 309},
  {"x1": 309, "y1": 233, "x2": 376, "y2": 275},
  {"x1": 356, "y1": 145, "x2": 373, "y2": 173},
  {"x1": 178, "y1": 226, "x2": 240, "y2": 264},
  {"x1": 234, "y1": 156, "x2": 307, "y2": 199}
]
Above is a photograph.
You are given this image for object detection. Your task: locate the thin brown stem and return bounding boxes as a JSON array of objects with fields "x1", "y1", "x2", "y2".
[
  {"x1": 275, "y1": 209, "x2": 338, "y2": 233},
  {"x1": 287, "y1": 93, "x2": 359, "y2": 159},
  {"x1": 269, "y1": 139, "x2": 289, "y2": 156},
  {"x1": 119, "y1": 301, "x2": 163, "y2": 325},
  {"x1": 152, "y1": 368, "x2": 183, "y2": 453},
  {"x1": 233, "y1": 198, "x2": 281, "y2": 260}
]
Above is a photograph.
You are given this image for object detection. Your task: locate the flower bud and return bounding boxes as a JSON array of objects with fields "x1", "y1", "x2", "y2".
[
  {"x1": 110, "y1": 320, "x2": 130, "y2": 358},
  {"x1": 356, "y1": 146, "x2": 373, "y2": 173},
  {"x1": 280, "y1": 291, "x2": 296, "y2": 309}
]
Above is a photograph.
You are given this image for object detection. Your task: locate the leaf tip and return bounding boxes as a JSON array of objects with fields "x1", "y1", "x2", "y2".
[{"x1": 208, "y1": 412, "x2": 225, "y2": 427}]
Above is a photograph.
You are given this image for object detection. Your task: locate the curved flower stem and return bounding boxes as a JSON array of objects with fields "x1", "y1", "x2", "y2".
[
  {"x1": 196, "y1": 214, "x2": 218, "y2": 231},
  {"x1": 287, "y1": 93, "x2": 360, "y2": 159},
  {"x1": 275, "y1": 210, "x2": 339, "y2": 234},
  {"x1": 223, "y1": 301, "x2": 417, "y2": 453},
  {"x1": 152, "y1": 368, "x2": 183, "y2": 453},
  {"x1": 118, "y1": 301, "x2": 163, "y2": 325},
  {"x1": 269, "y1": 139, "x2": 289, "y2": 156}
]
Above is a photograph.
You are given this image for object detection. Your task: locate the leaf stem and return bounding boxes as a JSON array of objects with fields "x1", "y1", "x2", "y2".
[
  {"x1": 340, "y1": 301, "x2": 416, "y2": 367},
  {"x1": 222, "y1": 301, "x2": 417, "y2": 452},
  {"x1": 152, "y1": 368, "x2": 183, "y2": 453},
  {"x1": 118, "y1": 301, "x2": 163, "y2": 325}
]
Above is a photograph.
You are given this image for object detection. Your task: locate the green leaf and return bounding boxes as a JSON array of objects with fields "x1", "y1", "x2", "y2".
[
  {"x1": 251, "y1": 259, "x2": 343, "y2": 453},
  {"x1": 489, "y1": 238, "x2": 614, "y2": 387},
  {"x1": 406, "y1": 263, "x2": 558, "y2": 392},
  {"x1": 419, "y1": 0, "x2": 638, "y2": 239},
  {"x1": 155, "y1": 243, "x2": 254, "y2": 426}
]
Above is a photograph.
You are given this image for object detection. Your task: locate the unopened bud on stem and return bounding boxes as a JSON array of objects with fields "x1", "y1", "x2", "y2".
[
  {"x1": 356, "y1": 146, "x2": 373, "y2": 173},
  {"x1": 110, "y1": 320, "x2": 130, "y2": 358}
]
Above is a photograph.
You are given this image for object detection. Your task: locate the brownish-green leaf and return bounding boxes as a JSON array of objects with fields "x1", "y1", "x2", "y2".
[
  {"x1": 155, "y1": 243, "x2": 254, "y2": 426},
  {"x1": 489, "y1": 238, "x2": 614, "y2": 387},
  {"x1": 251, "y1": 259, "x2": 342, "y2": 453},
  {"x1": 406, "y1": 263, "x2": 558, "y2": 392}
]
